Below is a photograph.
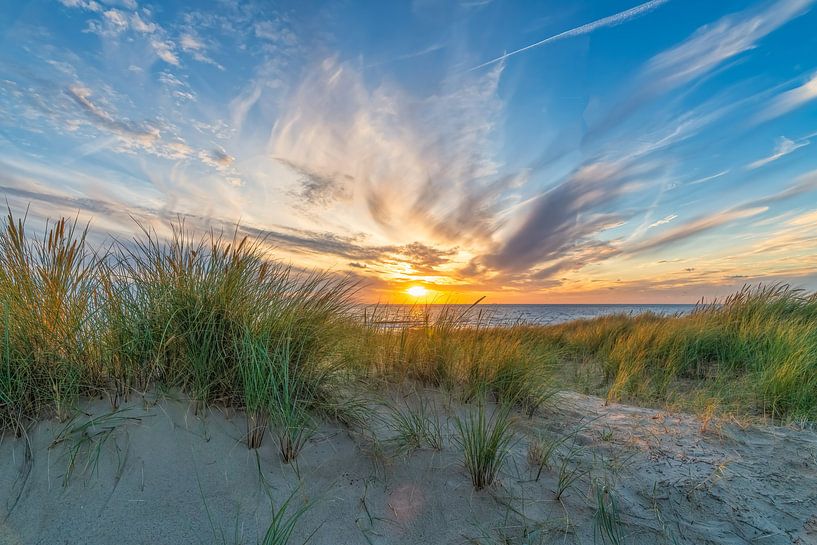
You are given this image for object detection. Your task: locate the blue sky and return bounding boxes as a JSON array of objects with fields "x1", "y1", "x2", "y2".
[{"x1": 1, "y1": 0, "x2": 816, "y2": 302}]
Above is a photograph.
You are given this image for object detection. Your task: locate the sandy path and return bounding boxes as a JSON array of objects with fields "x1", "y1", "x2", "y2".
[{"x1": 0, "y1": 390, "x2": 815, "y2": 544}]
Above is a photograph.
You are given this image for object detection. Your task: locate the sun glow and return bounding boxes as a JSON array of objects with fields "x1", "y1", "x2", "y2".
[{"x1": 406, "y1": 285, "x2": 428, "y2": 297}]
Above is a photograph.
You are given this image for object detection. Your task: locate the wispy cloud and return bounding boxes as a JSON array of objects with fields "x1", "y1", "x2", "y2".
[
  {"x1": 269, "y1": 57, "x2": 508, "y2": 244},
  {"x1": 629, "y1": 169, "x2": 817, "y2": 254},
  {"x1": 367, "y1": 43, "x2": 446, "y2": 68},
  {"x1": 58, "y1": 0, "x2": 102, "y2": 11},
  {"x1": 60, "y1": 0, "x2": 183, "y2": 67},
  {"x1": 481, "y1": 159, "x2": 652, "y2": 274},
  {"x1": 757, "y1": 72, "x2": 817, "y2": 122},
  {"x1": 648, "y1": 214, "x2": 677, "y2": 229},
  {"x1": 66, "y1": 84, "x2": 160, "y2": 146},
  {"x1": 628, "y1": 207, "x2": 767, "y2": 254},
  {"x1": 645, "y1": 0, "x2": 813, "y2": 91},
  {"x1": 747, "y1": 136, "x2": 809, "y2": 169},
  {"x1": 179, "y1": 32, "x2": 223, "y2": 69},
  {"x1": 150, "y1": 38, "x2": 180, "y2": 66},
  {"x1": 687, "y1": 170, "x2": 729, "y2": 185},
  {"x1": 130, "y1": 12, "x2": 156, "y2": 33},
  {"x1": 470, "y1": 0, "x2": 670, "y2": 70}
]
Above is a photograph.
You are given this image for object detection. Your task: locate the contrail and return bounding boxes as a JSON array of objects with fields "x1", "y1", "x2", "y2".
[{"x1": 470, "y1": 0, "x2": 671, "y2": 71}]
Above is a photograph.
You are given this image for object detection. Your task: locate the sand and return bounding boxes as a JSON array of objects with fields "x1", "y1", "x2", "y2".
[{"x1": 1, "y1": 388, "x2": 815, "y2": 545}]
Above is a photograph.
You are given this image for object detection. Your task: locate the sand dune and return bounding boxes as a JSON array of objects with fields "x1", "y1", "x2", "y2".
[{"x1": 1, "y1": 390, "x2": 815, "y2": 545}]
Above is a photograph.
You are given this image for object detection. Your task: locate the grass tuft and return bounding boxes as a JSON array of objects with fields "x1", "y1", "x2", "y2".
[
  {"x1": 454, "y1": 402, "x2": 515, "y2": 490},
  {"x1": 593, "y1": 479, "x2": 626, "y2": 545},
  {"x1": 261, "y1": 489, "x2": 316, "y2": 545},
  {"x1": 385, "y1": 393, "x2": 444, "y2": 453}
]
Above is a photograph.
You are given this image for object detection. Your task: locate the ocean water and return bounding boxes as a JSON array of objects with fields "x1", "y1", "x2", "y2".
[{"x1": 358, "y1": 303, "x2": 697, "y2": 327}]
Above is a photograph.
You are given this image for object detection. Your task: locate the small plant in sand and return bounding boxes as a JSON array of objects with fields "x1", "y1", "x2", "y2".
[
  {"x1": 261, "y1": 489, "x2": 316, "y2": 545},
  {"x1": 385, "y1": 394, "x2": 444, "y2": 453},
  {"x1": 528, "y1": 421, "x2": 588, "y2": 482},
  {"x1": 454, "y1": 402, "x2": 515, "y2": 490},
  {"x1": 531, "y1": 436, "x2": 563, "y2": 483},
  {"x1": 49, "y1": 409, "x2": 140, "y2": 486},
  {"x1": 593, "y1": 479, "x2": 626, "y2": 545},
  {"x1": 554, "y1": 442, "x2": 588, "y2": 501}
]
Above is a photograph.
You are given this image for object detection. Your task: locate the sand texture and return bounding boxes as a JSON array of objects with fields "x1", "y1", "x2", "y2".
[{"x1": 1, "y1": 390, "x2": 815, "y2": 545}]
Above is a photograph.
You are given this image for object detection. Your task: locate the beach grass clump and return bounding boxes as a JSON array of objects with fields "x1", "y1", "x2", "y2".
[
  {"x1": 474, "y1": 338, "x2": 556, "y2": 416},
  {"x1": 548, "y1": 284, "x2": 817, "y2": 421},
  {"x1": 263, "y1": 326, "x2": 317, "y2": 462},
  {"x1": 348, "y1": 301, "x2": 487, "y2": 387},
  {"x1": 102, "y1": 221, "x2": 357, "y2": 454},
  {"x1": 235, "y1": 327, "x2": 273, "y2": 449},
  {"x1": 454, "y1": 402, "x2": 515, "y2": 490},
  {"x1": 0, "y1": 211, "x2": 101, "y2": 431},
  {"x1": 103, "y1": 222, "x2": 289, "y2": 405}
]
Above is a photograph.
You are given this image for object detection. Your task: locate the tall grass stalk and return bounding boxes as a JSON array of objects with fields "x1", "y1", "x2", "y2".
[{"x1": 0, "y1": 211, "x2": 100, "y2": 429}]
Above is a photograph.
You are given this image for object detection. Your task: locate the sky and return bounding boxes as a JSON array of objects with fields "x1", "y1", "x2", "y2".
[{"x1": 1, "y1": 0, "x2": 817, "y2": 303}]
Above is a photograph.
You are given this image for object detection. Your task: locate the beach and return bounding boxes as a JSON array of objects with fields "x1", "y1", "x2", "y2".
[{"x1": 2, "y1": 389, "x2": 815, "y2": 544}]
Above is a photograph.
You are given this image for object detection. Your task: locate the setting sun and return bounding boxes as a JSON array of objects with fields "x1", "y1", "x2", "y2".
[{"x1": 406, "y1": 285, "x2": 428, "y2": 298}]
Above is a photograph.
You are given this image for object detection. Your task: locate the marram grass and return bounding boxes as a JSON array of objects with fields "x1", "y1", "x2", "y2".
[
  {"x1": 1, "y1": 209, "x2": 817, "y2": 443},
  {"x1": 543, "y1": 284, "x2": 817, "y2": 421},
  {"x1": 0, "y1": 212, "x2": 100, "y2": 432},
  {"x1": 453, "y1": 402, "x2": 516, "y2": 490}
]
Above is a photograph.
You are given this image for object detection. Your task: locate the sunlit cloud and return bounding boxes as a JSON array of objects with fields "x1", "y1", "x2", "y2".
[
  {"x1": 757, "y1": 72, "x2": 817, "y2": 122},
  {"x1": 648, "y1": 214, "x2": 678, "y2": 229},
  {"x1": 268, "y1": 56, "x2": 508, "y2": 245}
]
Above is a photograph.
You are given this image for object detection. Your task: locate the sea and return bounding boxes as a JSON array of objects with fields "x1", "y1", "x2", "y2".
[{"x1": 357, "y1": 304, "x2": 697, "y2": 328}]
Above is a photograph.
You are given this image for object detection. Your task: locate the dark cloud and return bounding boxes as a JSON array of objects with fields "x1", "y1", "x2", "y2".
[
  {"x1": 529, "y1": 242, "x2": 619, "y2": 280},
  {"x1": 278, "y1": 159, "x2": 351, "y2": 207},
  {"x1": 208, "y1": 147, "x2": 234, "y2": 167},
  {"x1": 238, "y1": 225, "x2": 394, "y2": 262},
  {"x1": 481, "y1": 160, "x2": 646, "y2": 274},
  {"x1": 401, "y1": 241, "x2": 456, "y2": 271},
  {"x1": 738, "y1": 170, "x2": 817, "y2": 209},
  {"x1": 0, "y1": 182, "x2": 125, "y2": 218}
]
